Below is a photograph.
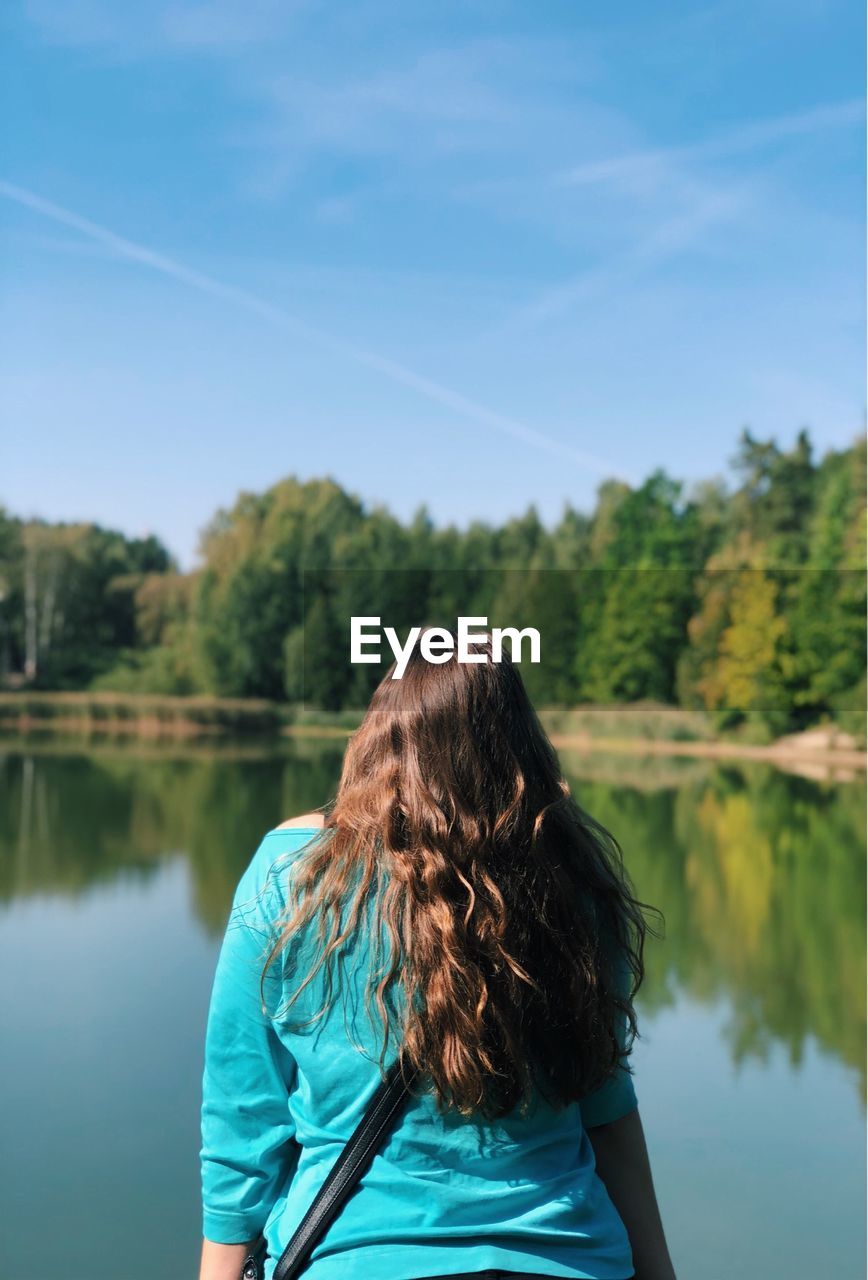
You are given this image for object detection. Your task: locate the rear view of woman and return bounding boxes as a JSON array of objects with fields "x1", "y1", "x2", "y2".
[{"x1": 199, "y1": 637, "x2": 676, "y2": 1280}]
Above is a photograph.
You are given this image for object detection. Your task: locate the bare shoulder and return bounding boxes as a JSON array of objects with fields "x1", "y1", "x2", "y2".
[{"x1": 276, "y1": 812, "x2": 326, "y2": 830}]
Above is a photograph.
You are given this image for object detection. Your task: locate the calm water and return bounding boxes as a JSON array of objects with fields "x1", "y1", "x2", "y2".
[{"x1": 0, "y1": 739, "x2": 864, "y2": 1280}]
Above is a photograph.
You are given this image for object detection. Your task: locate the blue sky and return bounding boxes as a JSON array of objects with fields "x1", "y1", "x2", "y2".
[{"x1": 1, "y1": 0, "x2": 864, "y2": 568}]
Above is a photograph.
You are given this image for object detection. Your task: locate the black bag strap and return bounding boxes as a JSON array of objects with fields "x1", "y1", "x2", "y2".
[{"x1": 272, "y1": 1055, "x2": 417, "y2": 1280}]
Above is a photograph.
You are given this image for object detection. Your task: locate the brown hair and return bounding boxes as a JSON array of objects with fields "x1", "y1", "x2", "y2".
[{"x1": 265, "y1": 634, "x2": 652, "y2": 1120}]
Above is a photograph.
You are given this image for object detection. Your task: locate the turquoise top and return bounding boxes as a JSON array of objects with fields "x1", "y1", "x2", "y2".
[{"x1": 201, "y1": 827, "x2": 638, "y2": 1280}]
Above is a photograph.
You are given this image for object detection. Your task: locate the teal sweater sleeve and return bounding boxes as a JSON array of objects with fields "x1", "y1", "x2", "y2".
[
  {"x1": 578, "y1": 947, "x2": 639, "y2": 1130},
  {"x1": 200, "y1": 839, "x2": 300, "y2": 1244}
]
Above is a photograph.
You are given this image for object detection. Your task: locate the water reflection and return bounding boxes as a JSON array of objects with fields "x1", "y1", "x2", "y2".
[
  {"x1": 1, "y1": 738, "x2": 345, "y2": 930},
  {"x1": 1, "y1": 739, "x2": 864, "y2": 1090},
  {"x1": 566, "y1": 762, "x2": 866, "y2": 1093}
]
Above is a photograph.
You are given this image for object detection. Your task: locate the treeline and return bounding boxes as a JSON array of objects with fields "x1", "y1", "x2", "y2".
[{"x1": 1, "y1": 429, "x2": 864, "y2": 738}]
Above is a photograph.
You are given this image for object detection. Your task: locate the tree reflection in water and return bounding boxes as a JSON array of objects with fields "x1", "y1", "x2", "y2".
[{"x1": 1, "y1": 739, "x2": 864, "y2": 1093}]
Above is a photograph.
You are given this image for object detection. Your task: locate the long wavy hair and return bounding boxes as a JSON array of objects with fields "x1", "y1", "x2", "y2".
[{"x1": 265, "y1": 634, "x2": 654, "y2": 1120}]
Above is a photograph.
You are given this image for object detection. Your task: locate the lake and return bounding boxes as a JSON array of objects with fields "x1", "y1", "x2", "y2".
[{"x1": 0, "y1": 738, "x2": 864, "y2": 1280}]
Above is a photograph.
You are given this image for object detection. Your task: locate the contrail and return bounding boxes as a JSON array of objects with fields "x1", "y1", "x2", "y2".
[{"x1": 1, "y1": 180, "x2": 628, "y2": 481}]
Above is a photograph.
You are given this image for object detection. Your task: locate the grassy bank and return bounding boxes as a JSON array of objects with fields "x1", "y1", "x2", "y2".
[
  {"x1": 0, "y1": 691, "x2": 284, "y2": 736},
  {"x1": 1, "y1": 692, "x2": 863, "y2": 773},
  {"x1": 0, "y1": 692, "x2": 710, "y2": 741},
  {"x1": 539, "y1": 702, "x2": 712, "y2": 742}
]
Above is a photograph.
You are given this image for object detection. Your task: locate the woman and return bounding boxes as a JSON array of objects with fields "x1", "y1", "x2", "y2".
[{"x1": 200, "y1": 636, "x2": 676, "y2": 1280}]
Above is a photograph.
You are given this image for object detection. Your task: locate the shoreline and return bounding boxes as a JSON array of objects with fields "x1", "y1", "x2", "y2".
[
  {"x1": 283, "y1": 723, "x2": 868, "y2": 771},
  {"x1": 1, "y1": 691, "x2": 863, "y2": 771},
  {"x1": 547, "y1": 732, "x2": 867, "y2": 772},
  {"x1": 1, "y1": 715, "x2": 864, "y2": 771}
]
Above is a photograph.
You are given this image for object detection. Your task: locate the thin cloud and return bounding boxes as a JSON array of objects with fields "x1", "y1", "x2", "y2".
[
  {"x1": 23, "y1": 0, "x2": 299, "y2": 55},
  {"x1": 555, "y1": 98, "x2": 864, "y2": 189},
  {"x1": 504, "y1": 182, "x2": 751, "y2": 334},
  {"x1": 0, "y1": 181, "x2": 630, "y2": 481},
  {"x1": 508, "y1": 98, "x2": 862, "y2": 333}
]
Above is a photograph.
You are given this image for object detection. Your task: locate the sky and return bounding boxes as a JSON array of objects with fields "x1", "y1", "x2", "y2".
[{"x1": 1, "y1": 0, "x2": 865, "y2": 568}]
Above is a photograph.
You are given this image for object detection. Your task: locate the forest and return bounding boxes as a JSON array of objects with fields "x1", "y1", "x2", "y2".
[{"x1": 1, "y1": 429, "x2": 865, "y2": 738}]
